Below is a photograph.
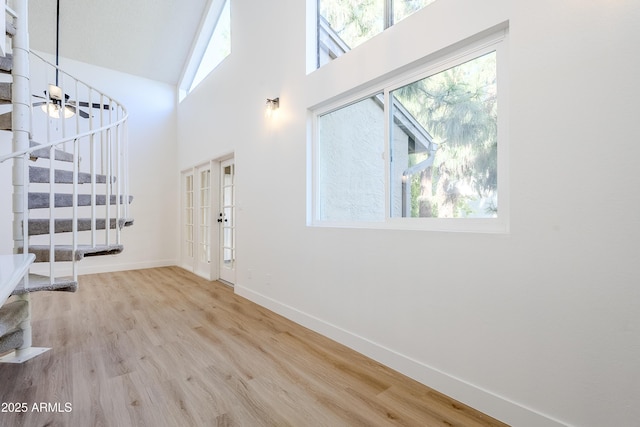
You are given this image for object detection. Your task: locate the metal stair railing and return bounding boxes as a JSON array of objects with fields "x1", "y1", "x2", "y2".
[{"x1": 0, "y1": 29, "x2": 130, "y2": 288}]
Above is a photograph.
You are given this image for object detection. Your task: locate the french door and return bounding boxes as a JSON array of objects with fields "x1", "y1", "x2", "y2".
[
  {"x1": 181, "y1": 171, "x2": 196, "y2": 272},
  {"x1": 181, "y1": 163, "x2": 213, "y2": 279},
  {"x1": 218, "y1": 158, "x2": 235, "y2": 284},
  {"x1": 196, "y1": 165, "x2": 212, "y2": 278}
]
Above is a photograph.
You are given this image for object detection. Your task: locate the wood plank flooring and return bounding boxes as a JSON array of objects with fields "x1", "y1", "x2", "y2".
[{"x1": 0, "y1": 267, "x2": 509, "y2": 427}]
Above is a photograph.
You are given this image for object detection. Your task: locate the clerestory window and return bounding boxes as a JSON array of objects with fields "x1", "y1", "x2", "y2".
[
  {"x1": 179, "y1": 0, "x2": 231, "y2": 102},
  {"x1": 310, "y1": 31, "x2": 508, "y2": 232},
  {"x1": 318, "y1": 0, "x2": 437, "y2": 68}
]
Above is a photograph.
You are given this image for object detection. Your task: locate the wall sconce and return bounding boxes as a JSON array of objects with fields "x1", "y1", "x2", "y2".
[{"x1": 265, "y1": 97, "x2": 280, "y2": 118}]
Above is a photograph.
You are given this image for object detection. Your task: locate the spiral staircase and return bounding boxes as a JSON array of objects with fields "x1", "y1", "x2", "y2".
[{"x1": 0, "y1": 0, "x2": 132, "y2": 363}]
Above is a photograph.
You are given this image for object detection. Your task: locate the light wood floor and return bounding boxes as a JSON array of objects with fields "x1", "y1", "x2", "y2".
[{"x1": 0, "y1": 267, "x2": 508, "y2": 427}]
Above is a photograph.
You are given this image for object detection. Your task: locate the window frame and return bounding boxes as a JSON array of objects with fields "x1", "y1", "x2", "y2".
[
  {"x1": 316, "y1": 0, "x2": 437, "y2": 69},
  {"x1": 309, "y1": 30, "x2": 509, "y2": 233},
  {"x1": 178, "y1": 0, "x2": 231, "y2": 102}
]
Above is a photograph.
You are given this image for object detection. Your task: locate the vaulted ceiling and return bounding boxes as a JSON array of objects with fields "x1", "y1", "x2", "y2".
[{"x1": 28, "y1": 0, "x2": 209, "y2": 85}]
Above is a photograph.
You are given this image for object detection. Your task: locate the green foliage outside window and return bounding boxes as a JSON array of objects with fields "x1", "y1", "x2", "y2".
[
  {"x1": 393, "y1": 52, "x2": 498, "y2": 218},
  {"x1": 319, "y1": 0, "x2": 436, "y2": 49}
]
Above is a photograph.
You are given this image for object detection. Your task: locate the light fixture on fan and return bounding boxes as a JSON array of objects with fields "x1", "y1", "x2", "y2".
[
  {"x1": 265, "y1": 97, "x2": 279, "y2": 118},
  {"x1": 32, "y1": 0, "x2": 110, "y2": 119},
  {"x1": 41, "y1": 84, "x2": 75, "y2": 118}
]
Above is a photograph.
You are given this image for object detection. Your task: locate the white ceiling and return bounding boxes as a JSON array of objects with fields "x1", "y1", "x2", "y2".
[{"x1": 28, "y1": 0, "x2": 210, "y2": 85}]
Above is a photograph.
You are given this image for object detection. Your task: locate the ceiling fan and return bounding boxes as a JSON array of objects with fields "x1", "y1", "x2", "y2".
[{"x1": 32, "y1": 0, "x2": 111, "y2": 119}]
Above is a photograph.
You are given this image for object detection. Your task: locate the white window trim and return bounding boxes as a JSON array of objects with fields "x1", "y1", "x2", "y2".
[{"x1": 308, "y1": 30, "x2": 509, "y2": 233}]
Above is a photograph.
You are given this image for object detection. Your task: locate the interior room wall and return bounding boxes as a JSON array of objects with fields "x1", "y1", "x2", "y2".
[{"x1": 178, "y1": 1, "x2": 640, "y2": 425}]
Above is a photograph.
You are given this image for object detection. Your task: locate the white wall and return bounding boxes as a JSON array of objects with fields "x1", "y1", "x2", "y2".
[
  {"x1": 177, "y1": 0, "x2": 640, "y2": 426},
  {"x1": 0, "y1": 55, "x2": 179, "y2": 272}
]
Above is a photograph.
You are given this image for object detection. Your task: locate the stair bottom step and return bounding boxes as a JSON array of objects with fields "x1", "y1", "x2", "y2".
[
  {"x1": 12, "y1": 274, "x2": 78, "y2": 295},
  {"x1": 0, "y1": 300, "x2": 29, "y2": 336}
]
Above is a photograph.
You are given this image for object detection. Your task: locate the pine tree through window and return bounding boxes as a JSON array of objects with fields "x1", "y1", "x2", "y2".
[{"x1": 318, "y1": 0, "x2": 437, "y2": 67}]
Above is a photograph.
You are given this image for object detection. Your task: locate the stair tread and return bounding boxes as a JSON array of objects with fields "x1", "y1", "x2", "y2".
[
  {"x1": 0, "y1": 330, "x2": 23, "y2": 354},
  {"x1": 29, "y1": 141, "x2": 74, "y2": 162},
  {"x1": 0, "y1": 301, "x2": 29, "y2": 337},
  {"x1": 6, "y1": 19, "x2": 16, "y2": 37},
  {"x1": 22, "y1": 244, "x2": 124, "y2": 262},
  {"x1": 0, "y1": 111, "x2": 10, "y2": 131},
  {"x1": 27, "y1": 217, "x2": 134, "y2": 235},
  {"x1": 28, "y1": 193, "x2": 134, "y2": 209},
  {"x1": 0, "y1": 53, "x2": 12, "y2": 73},
  {"x1": 29, "y1": 166, "x2": 111, "y2": 184},
  {"x1": 0, "y1": 81, "x2": 10, "y2": 104},
  {"x1": 12, "y1": 274, "x2": 77, "y2": 295}
]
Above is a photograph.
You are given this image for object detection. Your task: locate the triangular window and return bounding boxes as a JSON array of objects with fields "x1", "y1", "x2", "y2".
[{"x1": 179, "y1": 0, "x2": 231, "y2": 101}]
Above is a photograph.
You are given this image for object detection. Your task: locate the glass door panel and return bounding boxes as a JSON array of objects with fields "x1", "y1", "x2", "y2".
[{"x1": 219, "y1": 159, "x2": 235, "y2": 284}]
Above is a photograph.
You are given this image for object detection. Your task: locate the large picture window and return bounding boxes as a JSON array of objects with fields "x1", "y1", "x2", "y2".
[
  {"x1": 318, "y1": 0, "x2": 437, "y2": 67},
  {"x1": 310, "y1": 33, "x2": 508, "y2": 232},
  {"x1": 390, "y1": 51, "x2": 498, "y2": 219}
]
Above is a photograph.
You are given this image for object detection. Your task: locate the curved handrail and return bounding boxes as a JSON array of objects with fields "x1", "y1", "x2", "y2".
[
  {"x1": 29, "y1": 50, "x2": 128, "y2": 115},
  {"x1": 0, "y1": 116, "x2": 128, "y2": 163}
]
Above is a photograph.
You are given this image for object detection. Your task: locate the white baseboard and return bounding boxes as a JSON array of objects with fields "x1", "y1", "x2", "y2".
[
  {"x1": 78, "y1": 259, "x2": 177, "y2": 275},
  {"x1": 235, "y1": 284, "x2": 567, "y2": 427}
]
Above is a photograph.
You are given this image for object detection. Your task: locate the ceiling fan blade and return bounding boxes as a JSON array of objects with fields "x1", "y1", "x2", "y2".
[
  {"x1": 78, "y1": 109, "x2": 91, "y2": 119},
  {"x1": 76, "y1": 101, "x2": 112, "y2": 110}
]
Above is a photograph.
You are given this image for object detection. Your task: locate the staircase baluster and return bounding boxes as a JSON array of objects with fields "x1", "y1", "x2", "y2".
[
  {"x1": 74, "y1": 78, "x2": 79, "y2": 140},
  {"x1": 48, "y1": 144, "x2": 55, "y2": 283},
  {"x1": 124, "y1": 116, "x2": 130, "y2": 219},
  {"x1": 21, "y1": 152, "x2": 28, "y2": 272},
  {"x1": 105, "y1": 128, "x2": 111, "y2": 247},
  {"x1": 91, "y1": 133, "x2": 96, "y2": 248},
  {"x1": 100, "y1": 93, "x2": 105, "y2": 175},
  {"x1": 116, "y1": 119, "x2": 122, "y2": 245},
  {"x1": 72, "y1": 137, "x2": 78, "y2": 281}
]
